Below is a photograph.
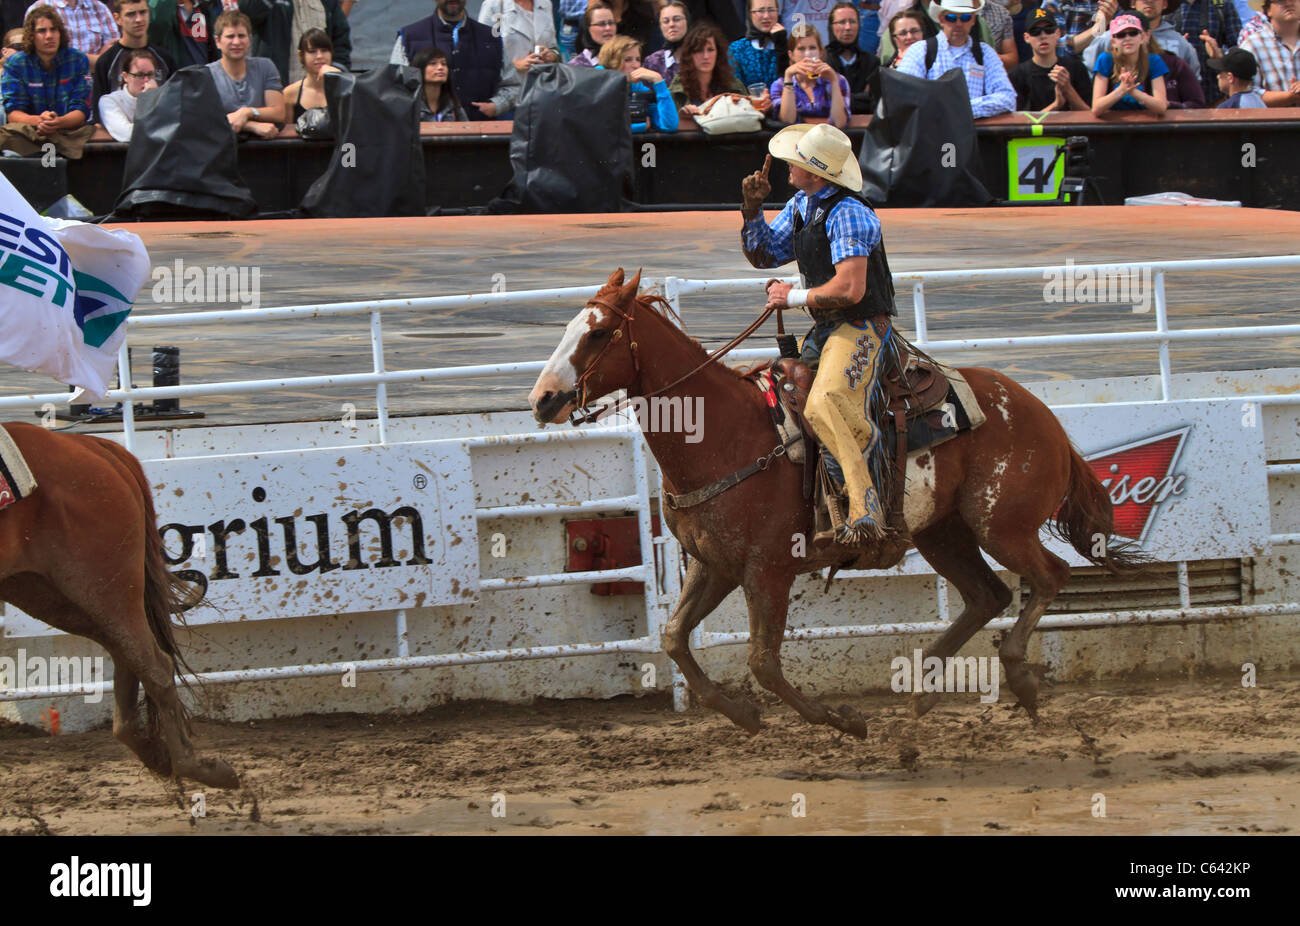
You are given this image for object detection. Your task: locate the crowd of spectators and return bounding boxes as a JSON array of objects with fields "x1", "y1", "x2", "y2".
[{"x1": 0, "y1": 0, "x2": 1293, "y2": 162}]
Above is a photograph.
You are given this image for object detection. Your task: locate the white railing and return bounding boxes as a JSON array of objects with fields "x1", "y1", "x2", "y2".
[{"x1": 2, "y1": 256, "x2": 1298, "y2": 709}]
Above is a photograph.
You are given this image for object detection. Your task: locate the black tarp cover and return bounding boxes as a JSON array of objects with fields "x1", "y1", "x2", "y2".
[
  {"x1": 114, "y1": 66, "x2": 256, "y2": 218},
  {"x1": 489, "y1": 64, "x2": 632, "y2": 214},
  {"x1": 300, "y1": 66, "x2": 426, "y2": 218},
  {"x1": 858, "y1": 67, "x2": 994, "y2": 208}
]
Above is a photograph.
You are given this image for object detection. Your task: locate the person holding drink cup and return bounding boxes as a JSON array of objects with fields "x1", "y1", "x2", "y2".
[{"x1": 772, "y1": 23, "x2": 851, "y2": 126}]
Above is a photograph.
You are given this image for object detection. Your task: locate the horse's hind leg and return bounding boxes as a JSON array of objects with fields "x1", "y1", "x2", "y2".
[
  {"x1": 909, "y1": 512, "x2": 1014, "y2": 718},
  {"x1": 111, "y1": 663, "x2": 172, "y2": 777},
  {"x1": 0, "y1": 579, "x2": 176, "y2": 777},
  {"x1": 55, "y1": 571, "x2": 239, "y2": 789},
  {"x1": 744, "y1": 571, "x2": 869, "y2": 738},
  {"x1": 128, "y1": 633, "x2": 239, "y2": 790},
  {"x1": 661, "y1": 558, "x2": 760, "y2": 733},
  {"x1": 978, "y1": 533, "x2": 1072, "y2": 721}
]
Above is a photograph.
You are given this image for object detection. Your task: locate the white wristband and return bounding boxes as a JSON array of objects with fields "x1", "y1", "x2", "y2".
[{"x1": 786, "y1": 287, "x2": 809, "y2": 307}]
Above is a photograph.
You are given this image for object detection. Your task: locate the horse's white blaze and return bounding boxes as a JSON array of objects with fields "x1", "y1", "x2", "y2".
[
  {"x1": 537, "y1": 305, "x2": 606, "y2": 393},
  {"x1": 902, "y1": 450, "x2": 939, "y2": 533}
]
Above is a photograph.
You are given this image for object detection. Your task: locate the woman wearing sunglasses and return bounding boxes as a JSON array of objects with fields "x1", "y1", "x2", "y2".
[{"x1": 1091, "y1": 10, "x2": 1168, "y2": 113}]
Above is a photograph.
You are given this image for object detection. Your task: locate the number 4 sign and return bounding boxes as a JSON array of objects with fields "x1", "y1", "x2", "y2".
[{"x1": 1006, "y1": 136, "x2": 1066, "y2": 202}]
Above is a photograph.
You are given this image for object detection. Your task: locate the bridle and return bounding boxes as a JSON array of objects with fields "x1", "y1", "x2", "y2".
[{"x1": 566, "y1": 291, "x2": 786, "y2": 426}]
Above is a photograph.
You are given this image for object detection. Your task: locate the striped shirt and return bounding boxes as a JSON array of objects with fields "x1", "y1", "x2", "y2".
[
  {"x1": 742, "y1": 186, "x2": 881, "y2": 271},
  {"x1": 1241, "y1": 25, "x2": 1300, "y2": 94},
  {"x1": 896, "y1": 32, "x2": 1017, "y2": 117},
  {"x1": 24, "y1": 0, "x2": 117, "y2": 56}
]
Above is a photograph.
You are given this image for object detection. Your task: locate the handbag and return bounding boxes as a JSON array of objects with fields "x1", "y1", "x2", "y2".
[
  {"x1": 295, "y1": 106, "x2": 333, "y2": 140},
  {"x1": 692, "y1": 93, "x2": 763, "y2": 135}
]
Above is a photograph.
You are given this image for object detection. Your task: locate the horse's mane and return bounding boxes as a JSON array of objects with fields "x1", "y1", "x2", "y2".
[{"x1": 605, "y1": 286, "x2": 767, "y2": 383}]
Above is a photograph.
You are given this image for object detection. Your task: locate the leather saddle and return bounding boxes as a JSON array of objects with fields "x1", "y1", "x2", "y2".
[
  {"x1": 760, "y1": 355, "x2": 955, "y2": 451},
  {"x1": 752, "y1": 352, "x2": 970, "y2": 546}
]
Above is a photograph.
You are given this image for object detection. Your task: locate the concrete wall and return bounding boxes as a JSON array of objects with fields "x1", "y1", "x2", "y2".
[{"x1": 3, "y1": 367, "x2": 1297, "y2": 732}]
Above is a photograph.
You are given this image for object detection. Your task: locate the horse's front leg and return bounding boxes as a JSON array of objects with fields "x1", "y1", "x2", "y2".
[
  {"x1": 743, "y1": 571, "x2": 870, "y2": 738},
  {"x1": 661, "y1": 557, "x2": 762, "y2": 733}
]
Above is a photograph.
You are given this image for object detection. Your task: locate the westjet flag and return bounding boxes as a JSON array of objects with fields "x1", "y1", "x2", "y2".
[{"x1": 0, "y1": 172, "x2": 149, "y2": 399}]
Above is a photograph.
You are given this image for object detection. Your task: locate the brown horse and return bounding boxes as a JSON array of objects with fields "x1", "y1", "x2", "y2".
[
  {"x1": 0, "y1": 422, "x2": 239, "y2": 789},
  {"x1": 529, "y1": 269, "x2": 1146, "y2": 738}
]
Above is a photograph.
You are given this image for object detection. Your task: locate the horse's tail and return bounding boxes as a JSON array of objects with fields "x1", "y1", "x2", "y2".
[
  {"x1": 97, "y1": 439, "x2": 203, "y2": 731},
  {"x1": 1051, "y1": 446, "x2": 1155, "y2": 576}
]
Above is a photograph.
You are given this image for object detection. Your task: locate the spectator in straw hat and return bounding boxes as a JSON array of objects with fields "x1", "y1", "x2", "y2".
[
  {"x1": 739, "y1": 124, "x2": 901, "y2": 547},
  {"x1": 896, "y1": 0, "x2": 1017, "y2": 116}
]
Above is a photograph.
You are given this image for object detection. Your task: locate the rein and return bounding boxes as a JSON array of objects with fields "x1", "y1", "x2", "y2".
[{"x1": 568, "y1": 293, "x2": 786, "y2": 426}]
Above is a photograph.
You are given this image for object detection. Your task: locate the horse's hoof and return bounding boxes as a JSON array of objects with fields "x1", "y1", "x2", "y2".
[
  {"x1": 833, "y1": 704, "x2": 870, "y2": 738},
  {"x1": 911, "y1": 691, "x2": 940, "y2": 718},
  {"x1": 197, "y1": 758, "x2": 241, "y2": 790},
  {"x1": 730, "y1": 699, "x2": 763, "y2": 735}
]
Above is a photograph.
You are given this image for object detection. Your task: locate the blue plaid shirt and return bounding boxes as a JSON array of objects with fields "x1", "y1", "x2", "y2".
[
  {"x1": 1041, "y1": 0, "x2": 1102, "y2": 55},
  {"x1": 1170, "y1": 0, "x2": 1243, "y2": 102},
  {"x1": 896, "y1": 32, "x2": 1017, "y2": 117},
  {"x1": 742, "y1": 185, "x2": 881, "y2": 271},
  {"x1": 0, "y1": 48, "x2": 91, "y2": 118}
]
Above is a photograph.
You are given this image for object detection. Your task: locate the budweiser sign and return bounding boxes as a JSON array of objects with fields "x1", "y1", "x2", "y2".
[{"x1": 1084, "y1": 426, "x2": 1190, "y2": 543}]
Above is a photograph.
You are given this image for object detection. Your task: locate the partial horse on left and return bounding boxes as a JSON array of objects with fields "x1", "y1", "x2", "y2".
[{"x1": 0, "y1": 422, "x2": 239, "y2": 790}]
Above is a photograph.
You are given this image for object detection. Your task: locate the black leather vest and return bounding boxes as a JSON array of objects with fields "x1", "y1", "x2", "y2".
[{"x1": 792, "y1": 188, "x2": 896, "y2": 320}]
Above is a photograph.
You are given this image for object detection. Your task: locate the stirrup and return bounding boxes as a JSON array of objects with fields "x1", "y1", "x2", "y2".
[{"x1": 813, "y1": 520, "x2": 895, "y2": 550}]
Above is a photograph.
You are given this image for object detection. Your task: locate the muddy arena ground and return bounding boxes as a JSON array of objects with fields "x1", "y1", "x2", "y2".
[{"x1": 2, "y1": 676, "x2": 1298, "y2": 835}]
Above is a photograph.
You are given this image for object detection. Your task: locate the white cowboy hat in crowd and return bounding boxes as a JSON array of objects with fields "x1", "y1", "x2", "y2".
[
  {"x1": 768, "y1": 124, "x2": 864, "y2": 193},
  {"x1": 929, "y1": 0, "x2": 986, "y2": 17}
]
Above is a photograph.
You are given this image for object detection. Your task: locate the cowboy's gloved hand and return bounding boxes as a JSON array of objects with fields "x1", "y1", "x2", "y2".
[{"x1": 742, "y1": 154, "x2": 772, "y2": 221}]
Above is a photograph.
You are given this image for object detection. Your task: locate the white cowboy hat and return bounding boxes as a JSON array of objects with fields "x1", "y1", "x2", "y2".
[
  {"x1": 767, "y1": 124, "x2": 863, "y2": 193},
  {"x1": 929, "y1": 0, "x2": 985, "y2": 17}
]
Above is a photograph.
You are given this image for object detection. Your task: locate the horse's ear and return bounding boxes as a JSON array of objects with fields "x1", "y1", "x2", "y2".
[
  {"x1": 606, "y1": 268, "x2": 626, "y2": 289},
  {"x1": 619, "y1": 269, "x2": 643, "y2": 304}
]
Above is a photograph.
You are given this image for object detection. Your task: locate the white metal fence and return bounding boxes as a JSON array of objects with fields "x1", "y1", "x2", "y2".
[{"x1": 2, "y1": 256, "x2": 1298, "y2": 709}]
